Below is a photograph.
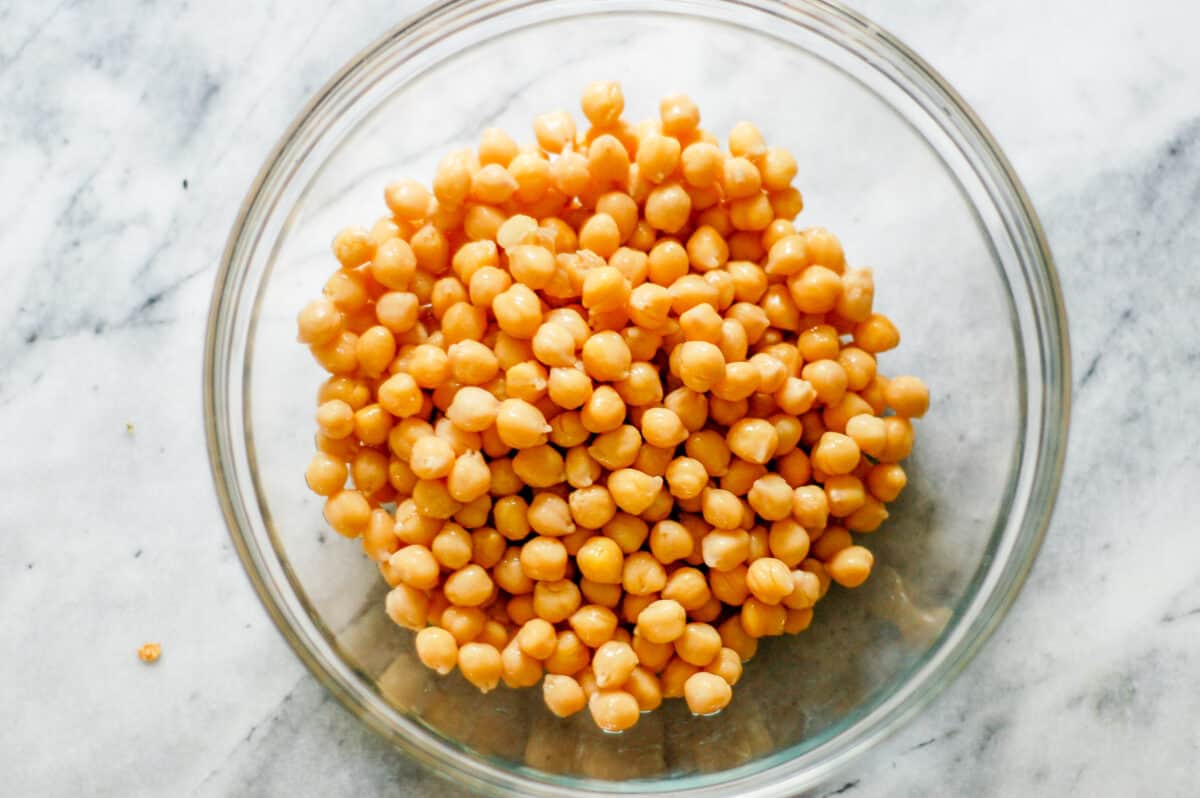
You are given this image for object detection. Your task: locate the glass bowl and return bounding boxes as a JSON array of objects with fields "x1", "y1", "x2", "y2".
[{"x1": 204, "y1": 1, "x2": 1070, "y2": 795}]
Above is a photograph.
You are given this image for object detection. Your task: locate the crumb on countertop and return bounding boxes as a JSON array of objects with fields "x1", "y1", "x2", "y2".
[
  {"x1": 138, "y1": 642, "x2": 161, "y2": 663},
  {"x1": 125, "y1": 422, "x2": 135, "y2": 434}
]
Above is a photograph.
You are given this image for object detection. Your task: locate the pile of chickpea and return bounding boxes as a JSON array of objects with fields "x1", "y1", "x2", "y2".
[{"x1": 298, "y1": 82, "x2": 929, "y2": 733}]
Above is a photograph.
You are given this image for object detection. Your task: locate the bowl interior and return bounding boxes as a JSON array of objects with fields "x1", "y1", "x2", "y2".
[{"x1": 223, "y1": 3, "x2": 1050, "y2": 794}]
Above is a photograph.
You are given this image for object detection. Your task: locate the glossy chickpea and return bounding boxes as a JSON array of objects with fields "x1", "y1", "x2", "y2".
[
  {"x1": 581, "y1": 80, "x2": 624, "y2": 126},
  {"x1": 686, "y1": 225, "x2": 730, "y2": 272},
  {"x1": 569, "y1": 605, "x2": 619, "y2": 649},
  {"x1": 637, "y1": 132, "x2": 681, "y2": 183},
  {"x1": 520, "y1": 536, "x2": 569, "y2": 582},
  {"x1": 825, "y1": 475, "x2": 867, "y2": 518},
  {"x1": 544, "y1": 630, "x2": 591, "y2": 676},
  {"x1": 588, "y1": 134, "x2": 631, "y2": 187},
  {"x1": 746, "y1": 558, "x2": 794, "y2": 605},
  {"x1": 660, "y1": 92, "x2": 700, "y2": 136},
  {"x1": 879, "y1": 416, "x2": 915, "y2": 463},
  {"x1": 866, "y1": 463, "x2": 907, "y2": 503},
  {"x1": 853, "y1": 313, "x2": 900, "y2": 353},
  {"x1": 297, "y1": 297, "x2": 344, "y2": 345},
  {"x1": 534, "y1": 110, "x2": 577, "y2": 153},
  {"x1": 415, "y1": 626, "x2": 459, "y2": 675},
  {"x1": 542, "y1": 674, "x2": 587, "y2": 718},
  {"x1": 683, "y1": 672, "x2": 732, "y2": 716},
  {"x1": 569, "y1": 485, "x2": 618, "y2": 529},
  {"x1": 827, "y1": 545, "x2": 874, "y2": 588},
  {"x1": 581, "y1": 385, "x2": 626, "y2": 433},
  {"x1": 533, "y1": 579, "x2": 582, "y2": 623},
  {"x1": 644, "y1": 182, "x2": 692, "y2": 233},
  {"x1": 884, "y1": 376, "x2": 930, "y2": 418},
  {"x1": 528, "y1": 492, "x2": 576, "y2": 537},
  {"x1": 457, "y1": 642, "x2": 503, "y2": 693},
  {"x1": 746, "y1": 474, "x2": 793, "y2": 522},
  {"x1": 588, "y1": 690, "x2": 640, "y2": 732},
  {"x1": 385, "y1": 584, "x2": 429, "y2": 630},
  {"x1": 306, "y1": 452, "x2": 347, "y2": 496},
  {"x1": 581, "y1": 330, "x2": 632, "y2": 382}
]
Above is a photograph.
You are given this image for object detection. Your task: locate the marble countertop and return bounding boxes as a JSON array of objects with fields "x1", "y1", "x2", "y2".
[{"x1": 4, "y1": 0, "x2": 1199, "y2": 795}]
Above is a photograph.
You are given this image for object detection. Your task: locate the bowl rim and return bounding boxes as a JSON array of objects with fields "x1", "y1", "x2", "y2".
[{"x1": 204, "y1": 0, "x2": 1070, "y2": 794}]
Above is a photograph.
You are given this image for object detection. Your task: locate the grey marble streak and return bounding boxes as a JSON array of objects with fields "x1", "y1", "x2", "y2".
[{"x1": 1, "y1": 0, "x2": 1199, "y2": 796}]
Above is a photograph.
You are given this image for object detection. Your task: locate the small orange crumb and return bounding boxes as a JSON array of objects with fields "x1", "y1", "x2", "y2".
[{"x1": 138, "y1": 642, "x2": 161, "y2": 663}]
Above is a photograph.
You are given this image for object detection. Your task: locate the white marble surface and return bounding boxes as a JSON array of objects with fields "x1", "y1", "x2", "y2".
[{"x1": 3, "y1": 1, "x2": 1199, "y2": 795}]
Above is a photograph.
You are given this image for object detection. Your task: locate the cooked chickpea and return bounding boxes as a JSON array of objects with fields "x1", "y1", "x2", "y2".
[
  {"x1": 884, "y1": 375, "x2": 930, "y2": 418},
  {"x1": 543, "y1": 674, "x2": 587, "y2": 717},
  {"x1": 581, "y1": 80, "x2": 624, "y2": 126},
  {"x1": 443, "y1": 564, "x2": 494, "y2": 607},
  {"x1": 702, "y1": 528, "x2": 750, "y2": 571},
  {"x1": 569, "y1": 485, "x2": 618, "y2": 529},
  {"x1": 544, "y1": 630, "x2": 591, "y2": 676},
  {"x1": 385, "y1": 584, "x2": 429, "y2": 630},
  {"x1": 457, "y1": 642, "x2": 503, "y2": 693},
  {"x1": 866, "y1": 463, "x2": 907, "y2": 503},
  {"x1": 520, "y1": 536, "x2": 568, "y2": 582},
  {"x1": 297, "y1": 297, "x2": 344, "y2": 345},
  {"x1": 635, "y1": 598, "x2": 687, "y2": 644},
  {"x1": 683, "y1": 672, "x2": 732, "y2": 716},
  {"x1": 581, "y1": 330, "x2": 632, "y2": 382},
  {"x1": 827, "y1": 545, "x2": 874, "y2": 588},
  {"x1": 415, "y1": 626, "x2": 459, "y2": 675},
  {"x1": 305, "y1": 452, "x2": 347, "y2": 496},
  {"x1": 726, "y1": 418, "x2": 779, "y2": 465},
  {"x1": 740, "y1": 598, "x2": 786, "y2": 637},
  {"x1": 606, "y1": 469, "x2": 663, "y2": 515},
  {"x1": 533, "y1": 579, "x2": 582, "y2": 623},
  {"x1": 588, "y1": 689, "x2": 640, "y2": 732},
  {"x1": 673, "y1": 622, "x2": 722, "y2": 667},
  {"x1": 686, "y1": 225, "x2": 730, "y2": 272},
  {"x1": 746, "y1": 557, "x2": 794, "y2": 605},
  {"x1": 581, "y1": 385, "x2": 626, "y2": 433},
  {"x1": 527, "y1": 492, "x2": 575, "y2": 537}
]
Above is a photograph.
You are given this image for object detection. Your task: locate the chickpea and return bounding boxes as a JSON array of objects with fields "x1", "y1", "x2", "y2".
[
  {"x1": 800, "y1": 359, "x2": 849, "y2": 407},
  {"x1": 568, "y1": 604, "x2": 618, "y2": 649},
  {"x1": 509, "y1": 244, "x2": 557, "y2": 290},
  {"x1": 500, "y1": 638, "x2": 544, "y2": 688},
  {"x1": 744, "y1": 474, "x2": 792, "y2": 522},
  {"x1": 644, "y1": 182, "x2": 692, "y2": 233},
  {"x1": 492, "y1": 283, "x2": 543, "y2": 339},
  {"x1": 443, "y1": 564, "x2": 494, "y2": 607},
  {"x1": 825, "y1": 475, "x2": 867, "y2": 518},
  {"x1": 457, "y1": 642, "x2": 503, "y2": 693},
  {"x1": 879, "y1": 416, "x2": 915, "y2": 463},
  {"x1": 506, "y1": 593, "x2": 536, "y2": 624},
  {"x1": 324, "y1": 489, "x2": 371, "y2": 538},
  {"x1": 415, "y1": 626, "x2": 459, "y2": 675},
  {"x1": 683, "y1": 672, "x2": 732, "y2": 716},
  {"x1": 739, "y1": 597, "x2": 786, "y2": 638},
  {"x1": 581, "y1": 80, "x2": 624, "y2": 126},
  {"x1": 590, "y1": 640, "x2": 638, "y2": 689},
  {"x1": 588, "y1": 689, "x2": 640, "y2": 732},
  {"x1": 659, "y1": 92, "x2": 700, "y2": 136},
  {"x1": 581, "y1": 385, "x2": 626, "y2": 433},
  {"x1": 704, "y1": 647, "x2": 743, "y2": 687},
  {"x1": 712, "y1": 362, "x2": 761, "y2": 402},
  {"x1": 569, "y1": 485, "x2": 618, "y2": 529},
  {"x1": 726, "y1": 418, "x2": 779, "y2": 465},
  {"x1": 581, "y1": 264, "x2": 631, "y2": 313},
  {"x1": 508, "y1": 619, "x2": 555, "y2": 663},
  {"x1": 673, "y1": 622, "x2": 722, "y2": 668},
  {"x1": 660, "y1": 656, "x2": 700, "y2": 699},
  {"x1": 545, "y1": 630, "x2": 591, "y2": 676},
  {"x1": 297, "y1": 297, "x2": 344, "y2": 346},
  {"x1": 717, "y1": 616, "x2": 758, "y2": 662},
  {"x1": 548, "y1": 366, "x2": 594, "y2": 410},
  {"x1": 866, "y1": 463, "x2": 907, "y2": 503},
  {"x1": 673, "y1": 341, "x2": 724, "y2": 393},
  {"x1": 702, "y1": 528, "x2": 750, "y2": 571},
  {"x1": 884, "y1": 375, "x2": 930, "y2": 418},
  {"x1": 853, "y1": 312, "x2": 900, "y2": 353},
  {"x1": 550, "y1": 150, "x2": 591, "y2": 196},
  {"x1": 660, "y1": 388, "x2": 705, "y2": 434},
  {"x1": 663, "y1": 457, "x2": 706, "y2": 500},
  {"x1": 686, "y1": 225, "x2": 730, "y2": 272},
  {"x1": 637, "y1": 132, "x2": 681, "y2": 183},
  {"x1": 520, "y1": 536, "x2": 568, "y2": 582},
  {"x1": 385, "y1": 583, "x2": 429, "y2": 630},
  {"x1": 846, "y1": 495, "x2": 889, "y2": 533},
  {"x1": 533, "y1": 578, "x2": 582, "y2": 623},
  {"x1": 601, "y1": 513, "x2": 648, "y2": 556},
  {"x1": 316, "y1": 399, "x2": 355, "y2": 440},
  {"x1": 534, "y1": 111, "x2": 577, "y2": 153},
  {"x1": 528, "y1": 492, "x2": 575, "y2": 537},
  {"x1": 581, "y1": 330, "x2": 632, "y2": 382},
  {"x1": 606, "y1": 469, "x2": 663, "y2": 515},
  {"x1": 746, "y1": 558, "x2": 794, "y2": 605},
  {"x1": 389, "y1": 544, "x2": 440, "y2": 590},
  {"x1": 827, "y1": 545, "x2": 874, "y2": 588},
  {"x1": 305, "y1": 452, "x2": 347, "y2": 497},
  {"x1": 587, "y1": 135, "x2": 631, "y2": 188},
  {"x1": 543, "y1": 673, "x2": 587, "y2": 718}
]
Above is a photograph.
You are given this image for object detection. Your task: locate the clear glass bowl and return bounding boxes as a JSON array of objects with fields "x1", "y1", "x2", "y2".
[{"x1": 204, "y1": 1, "x2": 1070, "y2": 795}]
